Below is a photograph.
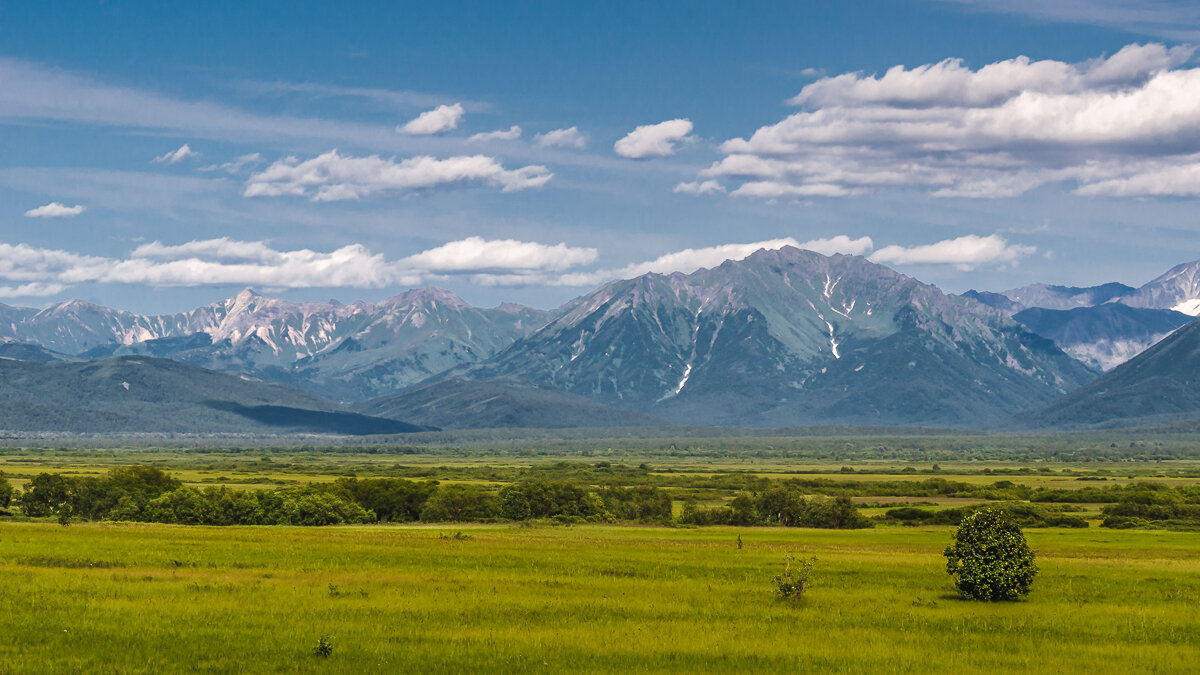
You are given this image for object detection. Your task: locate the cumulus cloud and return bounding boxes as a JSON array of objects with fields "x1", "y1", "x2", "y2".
[
  {"x1": 556, "y1": 236, "x2": 873, "y2": 286},
  {"x1": 24, "y1": 202, "x2": 85, "y2": 218},
  {"x1": 243, "y1": 150, "x2": 552, "y2": 201},
  {"x1": 396, "y1": 103, "x2": 464, "y2": 135},
  {"x1": 0, "y1": 236, "x2": 600, "y2": 292},
  {"x1": 201, "y1": 153, "x2": 263, "y2": 174},
  {"x1": 702, "y1": 43, "x2": 1200, "y2": 199},
  {"x1": 468, "y1": 125, "x2": 522, "y2": 142},
  {"x1": 870, "y1": 234, "x2": 1035, "y2": 270},
  {"x1": 534, "y1": 126, "x2": 587, "y2": 149},
  {"x1": 674, "y1": 180, "x2": 726, "y2": 195},
  {"x1": 0, "y1": 282, "x2": 68, "y2": 298},
  {"x1": 401, "y1": 236, "x2": 597, "y2": 273},
  {"x1": 614, "y1": 119, "x2": 695, "y2": 158},
  {"x1": 152, "y1": 144, "x2": 197, "y2": 164}
]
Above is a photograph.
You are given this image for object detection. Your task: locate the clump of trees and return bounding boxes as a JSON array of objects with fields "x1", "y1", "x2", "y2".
[
  {"x1": 680, "y1": 490, "x2": 873, "y2": 529},
  {"x1": 9, "y1": 467, "x2": 682, "y2": 527},
  {"x1": 944, "y1": 508, "x2": 1038, "y2": 601},
  {"x1": 1099, "y1": 484, "x2": 1200, "y2": 530},
  {"x1": 887, "y1": 502, "x2": 1088, "y2": 528}
]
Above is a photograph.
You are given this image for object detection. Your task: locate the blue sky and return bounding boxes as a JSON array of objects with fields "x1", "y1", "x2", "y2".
[{"x1": 3, "y1": 0, "x2": 1200, "y2": 313}]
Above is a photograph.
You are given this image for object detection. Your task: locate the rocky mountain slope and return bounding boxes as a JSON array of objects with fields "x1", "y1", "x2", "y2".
[
  {"x1": 356, "y1": 377, "x2": 667, "y2": 429},
  {"x1": 449, "y1": 247, "x2": 1095, "y2": 427},
  {"x1": 1012, "y1": 305, "x2": 1191, "y2": 371},
  {"x1": 1020, "y1": 315, "x2": 1200, "y2": 429}
]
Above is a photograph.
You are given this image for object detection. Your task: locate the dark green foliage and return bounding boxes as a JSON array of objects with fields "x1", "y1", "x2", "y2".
[
  {"x1": 19, "y1": 473, "x2": 74, "y2": 517},
  {"x1": 772, "y1": 553, "x2": 815, "y2": 602},
  {"x1": 944, "y1": 509, "x2": 1038, "y2": 601},
  {"x1": 419, "y1": 484, "x2": 499, "y2": 522},
  {"x1": 1099, "y1": 484, "x2": 1200, "y2": 529},
  {"x1": 888, "y1": 502, "x2": 1088, "y2": 528},
  {"x1": 331, "y1": 477, "x2": 436, "y2": 522},
  {"x1": 680, "y1": 490, "x2": 872, "y2": 529},
  {"x1": 0, "y1": 472, "x2": 13, "y2": 509},
  {"x1": 312, "y1": 635, "x2": 333, "y2": 658}
]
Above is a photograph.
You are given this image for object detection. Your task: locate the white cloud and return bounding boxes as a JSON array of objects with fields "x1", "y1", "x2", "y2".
[
  {"x1": 152, "y1": 144, "x2": 197, "y2": 164},
  {"x1": 702, "y1": 44, "x2": 1200, "y2": 199},
  {"x1": 0, "y1": 282, "x2": 68, "y2": 299},
  {"x1": 534, "y1": 126, "x2": 587, "y2": 149},
  {"x1": 397, "y1": 103, "x2": 464, "y2": 135},
  {"x1": 556, "y1": 236, "x2": 873, "y2": 286},
  {"x1": 24, "y1": 202, "x2": 86, "y2": 218},
  {"x1": 201, "y1": 152, "x2": 263, "y2": 174},
  {"x1": 0, "y1": 236, "x2": 600, "y2": 292},
  {"x1": 795, "y1": 235, "x2": 876, "y2": 257},
  {"x1": 468, "y1": 125, "x2": 522, "y2": 142},
  {"x1": 401, "y1": 236, "x2": 597, "y2": 273},
  {"x1": 244, "y1": 150, "x2": 552, "y2": 201},
  {"x1": 614, "y1": 118, "x2": 695, "y2": 158},
  {"x1": 870, "y1": 234, "x2": 1035, "y2": 270},
  {"x1": 674, "y1": 180, "x2": 726, "y2": 195}
]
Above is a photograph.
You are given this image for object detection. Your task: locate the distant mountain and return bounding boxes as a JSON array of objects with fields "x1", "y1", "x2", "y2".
[
  {"x1": 1012, "y1": 305, "x2": 1191, "y2": 371},
  {"x1": 962, "y1": 262, "x2": 1200, "y2": 370},
  {"x1": 1121, "y1": 260, "x2": 1200, "y2": 316},
  {"x1": 356, "y1": 377, "x2": 668, "y2": 429},
  {"x1": 3, "y1": 288, "x2": 549, "y2": 402},
  {"x1": 449, "y1": 247, "x2": 1094, "y2": 428},
  {"x1": 1000, "y1": 282, "x2": 1135, "y2": 312},
  {"x1": 0, "y1": 337, "x2": 76, "y2": 363},
  {"x1": 1020, "y1": 316, "x2": 1200, "y2": 429},
  {"x1": 0, "y1": 356, "x2": 427, "y2": 435},
  {"x1": 959, "y1": 290, "x2": 1022, "y2": 314}
]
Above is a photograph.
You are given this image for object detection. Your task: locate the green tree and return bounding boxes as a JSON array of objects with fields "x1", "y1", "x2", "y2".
[
  {"x1": 944, "y1": 508, "x2": 1038, "y2": 601},
  {"x1": 19, "y1": 473, "x2": 74, "y2": 517},
  {"x1": 0, "y1": 472, "x2": 13, "y2": 509}
]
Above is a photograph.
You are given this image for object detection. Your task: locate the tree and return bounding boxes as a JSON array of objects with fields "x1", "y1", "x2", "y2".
[
  {"x1": 19, "y1": 473, "x2": 74, "y2": 517},
  {"x1": 944, "y1": 508, "x2": 1038, "y2": 601},
  {"x1": 0, "y1": 472, "x2": 13, "y2": 509}
]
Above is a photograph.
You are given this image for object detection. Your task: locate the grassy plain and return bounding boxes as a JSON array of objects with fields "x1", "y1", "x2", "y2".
[
  {"x1": 2, "y1": 435, "x2": 1199, "y2": 672},
  {"x1": 1, "y1": 521, "x2": 1198, "y2": 673}
]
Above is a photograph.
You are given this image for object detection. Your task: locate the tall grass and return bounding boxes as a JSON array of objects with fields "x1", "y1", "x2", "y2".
[{"x1": 1, "y1": 522, "x2": 1197, "y2": 673}]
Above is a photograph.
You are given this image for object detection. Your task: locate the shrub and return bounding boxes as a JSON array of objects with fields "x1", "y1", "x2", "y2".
[
  {"x1": 312, "y1": 635, "x2": 333, "y2": 658},
  {"x1": 772, "y1": 553, "x2": 815, "y2": 602},
  {"x1": 944, "y1": 508, "x2": 1038, "y2": 601}
]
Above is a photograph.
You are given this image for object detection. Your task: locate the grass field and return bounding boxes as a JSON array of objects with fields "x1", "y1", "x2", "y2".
[{"x1": 2, "y1": 521, "x2": 1198, "y2": 673}]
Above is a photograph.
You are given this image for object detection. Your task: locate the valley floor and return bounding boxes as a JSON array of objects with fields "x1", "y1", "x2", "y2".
[{"x1": 1, "y1": 521, "x2": 1197, "y2": 673}]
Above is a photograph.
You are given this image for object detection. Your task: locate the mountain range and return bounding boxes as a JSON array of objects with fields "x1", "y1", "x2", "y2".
[
  {"x1": 3, "y1": 288, "x2": 547, "y2": 402},
  {"x1": 1023, "y1": 315, "x2": 1200, "y2": 429},
  {"x1": 438, "y1": 247, "x2": 1093, "y2": 427},
  {"x1": 4, "y1": 248, "x2": 1200, "y2": 433},
  {"x1": 963, "y1": 260, "x2": 1200, "y2": 371}
]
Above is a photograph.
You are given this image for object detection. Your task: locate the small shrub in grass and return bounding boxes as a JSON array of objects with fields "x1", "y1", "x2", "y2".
[
  {"x1": 772, "y1": 553, "x2": 815, "y2": 602},
  {"x1": 312, "y1": 635, "x2": 333, "y2": 658},
  {"x1": 944, "y1": 508, "x2": 1037, "y2": 601}
]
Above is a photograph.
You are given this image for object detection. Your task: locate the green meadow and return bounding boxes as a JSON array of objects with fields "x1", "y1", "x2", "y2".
[{"x1": 1, "y1": 521, "x2": 1198, "y2": 673}]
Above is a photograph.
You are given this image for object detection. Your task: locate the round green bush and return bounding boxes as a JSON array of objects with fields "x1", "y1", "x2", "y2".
[{"x1": 944, "y1": 508, "x2": 1038, "y2": 601}]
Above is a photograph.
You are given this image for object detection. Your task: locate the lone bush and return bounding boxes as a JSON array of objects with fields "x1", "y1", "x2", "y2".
[
  {"x1": 312, "y1": 635, "x2": 333, "y2": 658},
  {"x1": 944, "y1": 508, "x2": 1037, "y2": 601},
  {"x1": 772, "y1": 553, "x2": 815, "y2": 602}
]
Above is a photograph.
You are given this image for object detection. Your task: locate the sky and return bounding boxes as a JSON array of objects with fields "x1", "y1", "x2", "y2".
[{"x1": 3, "y1": 0, "x2": 1200, "y2": 313}]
